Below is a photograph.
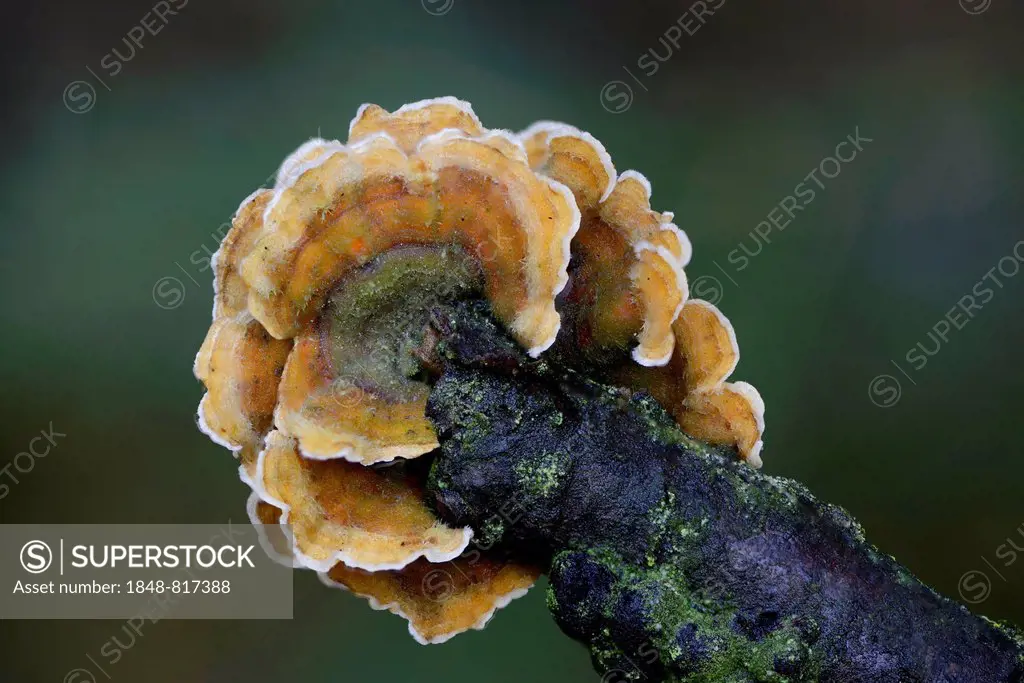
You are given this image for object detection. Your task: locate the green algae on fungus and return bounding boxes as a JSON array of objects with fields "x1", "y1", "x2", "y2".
[{"x1": 326, "y1": 245, "x2": 483, "y2": 401}]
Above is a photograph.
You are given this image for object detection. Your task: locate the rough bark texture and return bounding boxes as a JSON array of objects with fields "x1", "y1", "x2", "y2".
[{"x1": 420, "y1": 301, "x2": 1024, "y2": 683}]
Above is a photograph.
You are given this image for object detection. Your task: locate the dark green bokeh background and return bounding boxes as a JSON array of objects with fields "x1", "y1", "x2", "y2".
[{"x1": 2, "y1": 0, "x2": 1022, "y2": 680}]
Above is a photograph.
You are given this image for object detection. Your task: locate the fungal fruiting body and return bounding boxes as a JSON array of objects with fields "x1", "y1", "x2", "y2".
[{"x1": 194, "y1": 97, "x2": 765, "y2": 644}]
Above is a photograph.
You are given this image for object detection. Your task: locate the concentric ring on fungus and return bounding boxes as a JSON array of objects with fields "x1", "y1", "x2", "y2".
[{"x1": 195, "y1": 96, "x2": 764, "y2": 643}]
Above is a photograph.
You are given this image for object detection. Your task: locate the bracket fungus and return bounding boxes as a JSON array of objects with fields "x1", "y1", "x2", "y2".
[{"x1": 194, "y1": 97, "x2": 764, "y2": 644}]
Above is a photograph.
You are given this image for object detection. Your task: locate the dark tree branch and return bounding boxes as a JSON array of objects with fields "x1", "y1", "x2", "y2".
[{"x1": 420, "y1": 301, "x2": 1024, "y2": 683}]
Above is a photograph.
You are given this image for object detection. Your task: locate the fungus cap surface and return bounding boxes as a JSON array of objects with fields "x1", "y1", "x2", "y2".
[
  {"x1": 519, "y1": 126, "x2": 691, "y2": 367},
  {"x1": 322, "y1": 557, "x2": 539, "y2": 644},
  {"x1": 615, "y1": 299, "x2": 764, "y2": 465},
  {"x1": 254, "y1": 431, "x2": 472, "y2": 572}
]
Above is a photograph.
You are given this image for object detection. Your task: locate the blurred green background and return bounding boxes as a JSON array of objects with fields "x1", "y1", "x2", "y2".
[{"x1": 2, "y1": 0, "x2": 1023, "y2": 680}]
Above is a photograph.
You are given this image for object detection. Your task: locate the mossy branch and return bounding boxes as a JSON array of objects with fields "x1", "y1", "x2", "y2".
[{"x1": 420, "y1": 301, "x2": 1024, "y2": 683}]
